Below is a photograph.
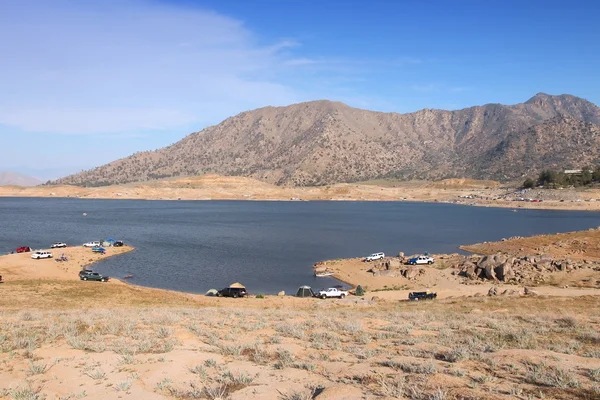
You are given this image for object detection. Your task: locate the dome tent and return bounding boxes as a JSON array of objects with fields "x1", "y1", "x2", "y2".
[{"x1": 296, "y1": 286, "x2": 315, "y2": 298}]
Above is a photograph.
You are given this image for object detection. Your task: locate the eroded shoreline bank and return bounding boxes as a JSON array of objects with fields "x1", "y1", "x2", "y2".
[{"x1": 2, "y1": 175, "x2": 600, "y2": 212}]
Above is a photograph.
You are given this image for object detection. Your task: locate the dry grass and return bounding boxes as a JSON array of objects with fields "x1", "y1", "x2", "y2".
[{"x1": 0, "y1": 296, "x2": 599, "y2": 399}]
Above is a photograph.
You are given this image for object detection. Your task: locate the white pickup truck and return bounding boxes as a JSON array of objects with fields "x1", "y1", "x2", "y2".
[
  {"x1": 318, "y1": 287, "x2": 348, "y2": 299},
  {"x1": 364, "y1": 252, "x2": 385, "y2": 262}
]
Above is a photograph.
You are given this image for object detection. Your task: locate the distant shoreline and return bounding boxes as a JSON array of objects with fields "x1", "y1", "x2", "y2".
[{"x1": 2, "y1": 192, "x2": 600, "y2": 213}]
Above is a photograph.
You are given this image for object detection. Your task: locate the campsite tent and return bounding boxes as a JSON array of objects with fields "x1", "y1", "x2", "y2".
[
  {"x1": 296, "y1": 286, "x2": 315, "y2": 298},
  {"x1": 205, "y1": 289, "x2": 218, "y2": 296}
]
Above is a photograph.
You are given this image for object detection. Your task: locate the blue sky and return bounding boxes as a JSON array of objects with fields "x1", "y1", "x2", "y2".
[{"x1": 1, "y1": 0, "x2": 599, "y2": 180}]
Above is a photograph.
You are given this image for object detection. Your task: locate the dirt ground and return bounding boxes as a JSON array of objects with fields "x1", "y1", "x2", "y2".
[
  {"x1": 2, "y1": 175, "x2": 600, "y2": 211},
  {"x1": 1, "y1": 246, "x2": 133, "y2": 282},
  {"x1": 0, "y1": 292, "x2": 599, "y2": 399},
  {"x1": 1, "y1": 233, "x2": 600, "y2": 399}
]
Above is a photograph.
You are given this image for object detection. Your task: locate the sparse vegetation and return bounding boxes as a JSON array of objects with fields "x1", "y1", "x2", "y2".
[
  {"x1": 527, "y1": 165, "x2": 600, "y2": 188},
  {"x1": 1, "y1": 296, "x2": 599, "y2": 399},
  {"x1": 27, "y1": 361, "x2": 49, "y2": 376}
]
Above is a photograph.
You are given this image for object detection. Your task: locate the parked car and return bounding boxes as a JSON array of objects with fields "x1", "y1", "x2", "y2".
[
  {"x1": 80, "y1": 272, "x2": 109, "y2": 282},
  {"x1": 217, "y1": 287, "x2": 248, "y2": 298},
  {"x1": 317, "y1": 287, "x2": 348, "y2": 299},
  {"x1": 408, "y1": 255, "x2": 435, "y2": 265},
  {"x1": 83, "y1": 241, "x2": 101, "y2": 248},
  {"x1": 364, "y1": 252, "x2": 385, "y2": 262},
  {"x1": 51, "y1": 242, "x2": 67, "y2": 248},
  {"x1": 113, "y1": 240, "x2": 124, "y2": 247},
  {"x1": 78, "y1": 269, "x2": 93, "y2": 279},
  {"x1": 16, "y1": 246, "x2": 31, "y2": 253},
  {"x1": 31, "y1": 251, "x2": 53, "y2": 259},
  {"x1": 408, "y1": 291, "x2": 437, "y2": 301},
  {"x1": 91, "y1": 247, "x2": 106, "y2": 254}
]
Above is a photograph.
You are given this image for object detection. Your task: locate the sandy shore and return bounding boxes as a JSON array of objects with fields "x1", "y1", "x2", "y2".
[
  {"x1": 312, "y1": 229, "x2": 600, "y2": 300},
  {"x1": 1, "y1": 245, "x2": 134, "y2": 282},
  {"x1": 2, "y1": 175, "x2": 600, "y2": 211}
]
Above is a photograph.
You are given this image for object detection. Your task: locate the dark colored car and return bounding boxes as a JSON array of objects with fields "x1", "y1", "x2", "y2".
[
  {"x1": 80, "y1": 272, "x2": 109, "y2": 282},
  {"x1": 79, "y1": 269, "x2": 93, "y2": 279},
  {"x1": 113, "y1": 241, "x2": 124, "y2": 247},
  {"x1": 217, "y1": 287, "x2": 248, "y2": 298},
  {"x1": 408, "y1": 291, "x2": 437, "y2": 301}
]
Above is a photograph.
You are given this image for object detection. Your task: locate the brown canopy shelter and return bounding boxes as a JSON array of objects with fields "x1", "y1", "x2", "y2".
[{"x1": 229, "y1": 282, "x2": 246, "y2": 289}]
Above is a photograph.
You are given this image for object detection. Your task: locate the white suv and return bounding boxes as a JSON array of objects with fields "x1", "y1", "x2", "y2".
[
  {"x1": 51, "y1": 242, "x2": 67, "y2": 248},
  {"x1": 31, "y1": 251, "x2": 53, "y2": 259},
  {"x1": 83, "y1": 241, "x2": 101, "y2": 247},
  {"x1": 365, "y1": 252, "x2": 385, "y2": 262}
]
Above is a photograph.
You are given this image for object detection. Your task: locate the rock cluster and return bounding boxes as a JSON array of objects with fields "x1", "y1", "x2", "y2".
[
  {"x1": 458, "y1": 253, "x2": 597, "y2": 284},
  {"x1": 487, "y1": 286, "x2": 538, "y2": 297},
  {"x1": 368, "y1": 259, "x2": 425, "y2": 280}
]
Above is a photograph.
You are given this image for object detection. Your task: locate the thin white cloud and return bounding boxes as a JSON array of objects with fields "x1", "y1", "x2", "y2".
[
  {"x1": 0, "y1": 108, "x2": 195, "y2": 135},
  {"x1": 283, "y1": 58, "x2": 325, "y2": 67},
  {"x1": 0, "y1": 0, "x2": 300, "y2": 134},
  {"x1": 0, "y1": 0, "x2": 425, "y2": 137}
]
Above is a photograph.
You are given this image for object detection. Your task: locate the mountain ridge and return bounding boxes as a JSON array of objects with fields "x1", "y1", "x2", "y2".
[{"x1": 52, "y1": 93, "x2": 600, "y2": 186}]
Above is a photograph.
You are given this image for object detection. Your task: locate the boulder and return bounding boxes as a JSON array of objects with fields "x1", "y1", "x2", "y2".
[
  {"x1": 277, "y1": 291, "x2": 285, "y2": 296},
  {"x1": 524, "y1": 255, "x2": 537, "y2": 264},
  {"x1": 488, "y1": 287, "x2": 498, "y2": 296},
  {"x1": 494, "y1": 253, "x2": 508, "y2": 265},
  {"x1": 494, "y1": 262, "x2": 514, "y2": 281},
  {"x1": 385, "y1": 258, "x2": 402, "y2": 270},
  {"x1": 523, "y1": 287, "x2": 539, "y2": 296},
  {"x1": 480, "y1": 254, "x2": 504, "y2": 267},
  {"x1": 370, "y1": 296, "x2": 381, "y2": 302},
  {"x1": 501, "y1": 289, "x2": 519, "y2": 296},
  {"x1": 536, "y1": 261, "x2": 552, "y2": 271},
  {"x1": 465, "y1": 265, "x2": 478, "y2": 280},
  {"x1": 478, "y1": 255, "x2": 494, "y2": 268},
  {"x1": 460, "y1": 261, "x2": 478, "y2": 279},
  {"x1": 404, "y1": 267, "x2": 421, "y2": 280},
  {"x1": 484, "y1": 264, "x2": 497, "y2": 280},
  {"x1": 476, "y1": 267, "x2": 486, "y2": 279},
  {"x1": 398, "y1": 252, "x2": 405, "y2": 258}
]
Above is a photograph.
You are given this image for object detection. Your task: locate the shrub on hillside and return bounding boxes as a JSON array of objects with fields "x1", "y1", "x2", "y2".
[
  {"x1": 522, "y1": 178, "x2": 535, "y2": 189},
  {"x1": 355, "y1": 285, "x2": 365, "y2": 296}
]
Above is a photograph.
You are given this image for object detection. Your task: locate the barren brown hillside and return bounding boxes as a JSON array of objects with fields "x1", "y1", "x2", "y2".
[{"x1": 53, "y1": 93, "x2": 600, "y2": 186}]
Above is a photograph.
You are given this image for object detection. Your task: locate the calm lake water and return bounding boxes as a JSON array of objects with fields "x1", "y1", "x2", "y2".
[{"x1": 1, "y1": 198, "x2": 600, "y2": 294}]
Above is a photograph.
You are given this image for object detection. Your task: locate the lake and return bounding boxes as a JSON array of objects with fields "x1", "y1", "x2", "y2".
[{"x1": 1, "y1": 198, "x2": 600, "y2": 294}]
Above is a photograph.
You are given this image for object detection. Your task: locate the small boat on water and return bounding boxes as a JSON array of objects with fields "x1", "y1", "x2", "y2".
[
  {"x1": 123, "y1": 274, "x2": 133, "y2": 279},
  {"x1": 315, "y1": 272, "x2": 335, "y2": 277}
]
